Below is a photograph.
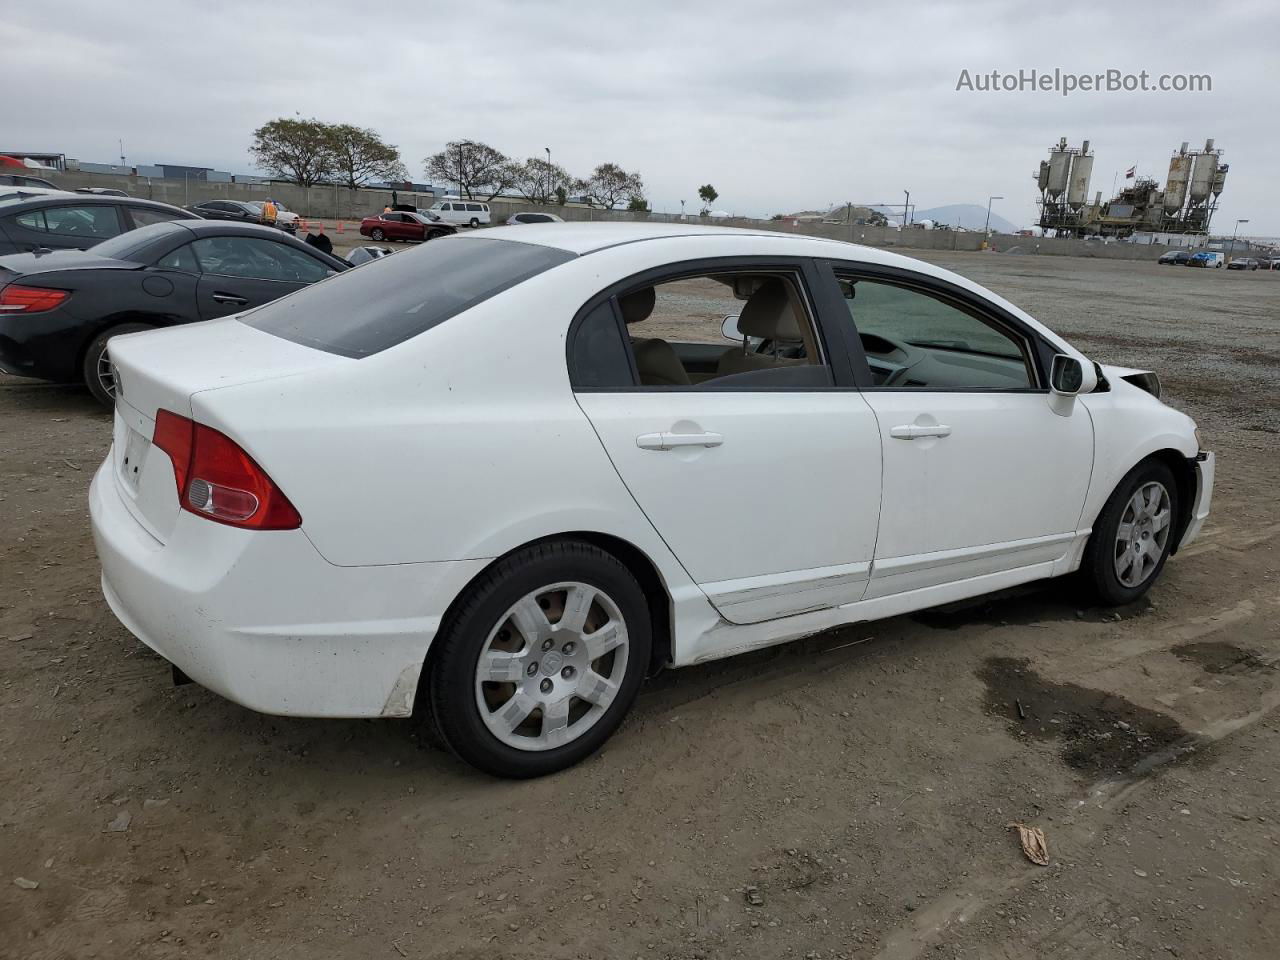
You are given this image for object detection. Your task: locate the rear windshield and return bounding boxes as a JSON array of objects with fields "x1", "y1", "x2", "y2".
[{"x1": 242, "y1": 237, "x2": 575, "y2": 358}]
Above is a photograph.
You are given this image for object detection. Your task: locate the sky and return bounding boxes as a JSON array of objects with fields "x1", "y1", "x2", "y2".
[{"x1": 3, "y1": 0, "x2": 1277, "y2": 235}]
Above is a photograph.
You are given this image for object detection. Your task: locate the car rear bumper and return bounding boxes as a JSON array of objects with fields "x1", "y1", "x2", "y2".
[
  {"x1": 90, "y1": 458, "x2": 488, "y2": 718},
  {"x1": 1178, "y1": 451, "x2": 1214, "y2": 549},
  {"x1": 0, "y1": 311, "x2": 85, "y2": 382}
]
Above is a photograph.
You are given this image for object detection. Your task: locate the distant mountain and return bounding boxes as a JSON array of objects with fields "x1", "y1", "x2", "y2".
[{"x1": 873, "y1": 203, "x2": 1021, "y2": 233}]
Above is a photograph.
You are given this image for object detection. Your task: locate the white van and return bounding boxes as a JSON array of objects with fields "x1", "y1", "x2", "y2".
[{"x1": 427, "y1": 200, "x2": 491, "y2": 227}]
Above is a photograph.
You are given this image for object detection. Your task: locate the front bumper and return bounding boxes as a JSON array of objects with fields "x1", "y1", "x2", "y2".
[
  {"x1": 90, "y1": 459, "x2": 488, "y2": 717},
  {"x1": 1178, "y1": 451, "x2": 1215, "y2": 549}
]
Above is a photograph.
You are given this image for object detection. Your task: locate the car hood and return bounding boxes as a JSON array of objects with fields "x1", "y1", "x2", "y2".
[{"x1": 0, "y1": 248, "x2": 141, "y2": 277}]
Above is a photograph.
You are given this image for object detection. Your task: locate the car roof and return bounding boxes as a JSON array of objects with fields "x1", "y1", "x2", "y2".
[
  {"x1": 0, "y1": 191, "x2": 188, "y2": 212},
  {"x1": 454, "y1": 221, "x2": 916, "y2": 261}
]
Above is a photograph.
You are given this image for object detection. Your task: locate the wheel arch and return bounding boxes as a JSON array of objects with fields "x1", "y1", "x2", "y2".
[
  {"x1": 74, "y1": 312, "x2": 172, "y2": 379},
  {"x1": 1084, "y1": 447, "x2": 1196, "y2": 556},
  {"x1": 416, "y1": 531, "x2": 675, "y2": 714}
]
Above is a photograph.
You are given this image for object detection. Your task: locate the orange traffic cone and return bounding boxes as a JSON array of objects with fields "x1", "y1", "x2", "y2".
[{"x1": 336, "y1": 220, "x2": 345, "y2": 234}]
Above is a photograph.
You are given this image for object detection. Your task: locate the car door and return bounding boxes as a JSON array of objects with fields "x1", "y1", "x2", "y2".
[
  {"x1": 387, "y1": 213, "x2": 414, "y2": 240},
  {"x1": 821, "y1": 262, "x2": 1094, "y2": 599},
  {"x1": 570, "y1": 259, "x2": 883, "y2": 625},
  {"x1": 190, "y1": 235, "x2": 334, "y2": 320}
]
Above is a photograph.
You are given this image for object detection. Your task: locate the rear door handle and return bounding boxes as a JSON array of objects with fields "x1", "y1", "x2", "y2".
[
  {"x1": 890, "y1": 424, "x2": 952, "y2": 440},
  {"x1": 636, "y1": 431, "x2": 724, "y2": 451},
  {"x1": 211, "y1": 292, "x2": 248, "y2": 305}
]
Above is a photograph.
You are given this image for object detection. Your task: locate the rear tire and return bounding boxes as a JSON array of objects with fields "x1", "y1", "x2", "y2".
[
  {"x1": 83, "y1": 322, "x2": 153, "y2": 407},
  {"x1": 427, "y1": 540, "x2": 650, "y2": 778},
  {"x1": 370, "y1": 227, "x2": 385, "y2": 241},
  {"x1": 1080, "y1": 458, "x2": 1179, "y2": 606},
  {"x1": 469, "y1": 217, "x2": 480, "y2": 228}
]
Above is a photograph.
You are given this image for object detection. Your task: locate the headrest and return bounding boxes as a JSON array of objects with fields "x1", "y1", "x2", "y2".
[
  {"x1": 619, "y1": 287, "x2": 655, "y2": 324},
  {"x1": 737, "y1": 280, "x2": 800, "y2": 339}
]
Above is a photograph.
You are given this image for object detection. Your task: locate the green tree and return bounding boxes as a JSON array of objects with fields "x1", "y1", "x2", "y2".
[
  {"x1": 249, "y1": 117, "x2": 335, "y2": 186},
  {"x1": 697, "y1": 183, "x2": 718, "y2": 210},
  {"x1": 327, "y1": 124, "x2": 406, "y2": 189},
  {"x1": 585, "y1": 163, "x2": 644, "y2": 210},
  {"x1": 508, "y1": 157, "x2": 572, "y2": 205},
  {"x1": 424, "y1": 141, "x2": 512, "y2": 200},
  {"x1": 626, "y1": 196, "x2": 650, "y2": 212}
]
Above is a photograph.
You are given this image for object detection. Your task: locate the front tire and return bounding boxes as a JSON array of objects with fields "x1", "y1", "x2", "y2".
[
  {"x1": 1081, "y1": 459, "x2": 1179, "y2": 605},
  {"x1": 83, "y1": 322, "x2": 153, "y2": 407},
  {"x1": 427, "y1": 540, "x2": 651, "y2": 778}
]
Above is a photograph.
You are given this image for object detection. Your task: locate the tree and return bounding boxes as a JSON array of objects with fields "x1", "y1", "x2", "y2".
[
  {"x1": 584, "y1": 162, "x2": 644, "y2": 210},
  {"x1": 697, "y1": 184, "x2": 719, "y2": 209},
  {"x1": 424, "y1": 141, "x2": 512, "y2": 200},
  {"x1": 868, "y1": 210, "x2": 889, "y2": 227},
  {"x1": 508, "y1": 157, "x2": 572, "y2": 205},
  {"x1": 626, "y1": 196, "x2": 650, "y2": 212},
  {"x1": 327, "y1": 124, "x2": 406, "y2": 190},
  {"x1": 249, "y1": 117, "x2": 335, "y2": 187}
]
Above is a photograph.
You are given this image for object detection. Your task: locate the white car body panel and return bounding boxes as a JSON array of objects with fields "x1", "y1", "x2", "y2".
[{"x1": 92, "y1": 224, "x2": 1211, "y2": 719}]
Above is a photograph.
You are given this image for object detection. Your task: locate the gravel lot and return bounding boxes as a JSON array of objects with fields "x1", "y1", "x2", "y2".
[{"x1": 1, "y1": 250, "x2": 1278, "y2": 960}]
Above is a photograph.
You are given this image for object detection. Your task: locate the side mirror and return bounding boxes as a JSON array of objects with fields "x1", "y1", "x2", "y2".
[
  {"x1": 1048, "y1": 353, "x2": 1097, "y2": 416},
  {"x1": 721, "y1": 314, "x2": 743, "y2": 342}
]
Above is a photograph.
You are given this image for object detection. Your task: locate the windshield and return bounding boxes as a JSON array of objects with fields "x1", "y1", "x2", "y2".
[
  {"x1": 88, "y1": 220, "x2": 189, "y2": 262},
  {"x1": 243, "y1": 237, "x2": 576, "y2": 357}
]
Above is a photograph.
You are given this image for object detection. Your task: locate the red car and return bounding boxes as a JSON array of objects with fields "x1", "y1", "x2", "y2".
[{"x1": 359, "y1": 211, "x2": 456, "y2": 243}]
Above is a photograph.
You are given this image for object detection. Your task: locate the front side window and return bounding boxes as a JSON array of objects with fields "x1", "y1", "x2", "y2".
[
  {"x1": 571, "y1": 269, "x2": 828, "y2": 390},
  {"x1": 191, "y1": 236, "x2": 331, "y2": 283},
  {"x1": 156, "y1": 243, "x2": 200, "y2": 273},
  {"x1": 834, "y1": 273, "x2": 1034, "y2": 390},
  {"x1": 41, "y1": 205, "x2": 122, "y2": 239},
  {"x1": 244, "y1": 237, "x2": 576, "y2": 358}
]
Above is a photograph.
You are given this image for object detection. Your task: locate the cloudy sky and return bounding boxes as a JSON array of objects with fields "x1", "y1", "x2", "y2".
[{"x1": 4, "y1": 0, "x2": 1277, "y2": 234}]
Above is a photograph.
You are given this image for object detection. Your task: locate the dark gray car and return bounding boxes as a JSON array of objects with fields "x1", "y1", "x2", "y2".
[{"x1": 0, "y1": 192, "x2": 197, "y2": 256}]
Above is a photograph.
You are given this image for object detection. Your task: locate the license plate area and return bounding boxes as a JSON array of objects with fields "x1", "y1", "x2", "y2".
[{"x1": 119, "y1": 427, "x2": 150, "y2": 495}]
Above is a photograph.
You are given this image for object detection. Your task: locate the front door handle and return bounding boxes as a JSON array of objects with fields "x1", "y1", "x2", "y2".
[
  {"x1": 890, "y1": 423, "x2": 952, "y2": 440},
  {"x1": 211, "y1": 292, "x2": 249, "y2": 305},
  {"x1": 636, "y1": 431, "x2": 724, "y2": 451}
]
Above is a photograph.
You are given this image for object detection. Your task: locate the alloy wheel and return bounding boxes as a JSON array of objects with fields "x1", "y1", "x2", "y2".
[
  {"x1": 1113, "y1": 481, "x2": 1172, "y2": 588},
  {"x1": 96, "y1": 346, "x2": 117, "y2": 400},
  {"x1": 474, "y1": 581, "x2": 629, "y2": 751}
]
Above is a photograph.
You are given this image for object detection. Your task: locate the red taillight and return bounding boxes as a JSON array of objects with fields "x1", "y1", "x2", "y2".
[
  {"x1": 151, "y1": 409, "x2": 301, "y2": 530},
  {"x1": 0, "y1": 284, "x2": 70, "y2": 313}
]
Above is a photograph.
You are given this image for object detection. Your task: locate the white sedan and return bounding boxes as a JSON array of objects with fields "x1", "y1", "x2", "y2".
[{"x1": 91, "y1": 224, "x2": 1214, "y2": 778}]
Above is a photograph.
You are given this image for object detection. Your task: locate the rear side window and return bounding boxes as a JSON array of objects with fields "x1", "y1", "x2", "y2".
[{"x1": 243, "y1": 237, "x2": 576, "y2": 358}]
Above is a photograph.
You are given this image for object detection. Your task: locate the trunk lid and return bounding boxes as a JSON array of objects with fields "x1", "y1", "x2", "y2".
[
  {"x1": 0, "y1": 248, "x2": 143, "y2": 277},
  {"x1": 106, "y1": 317, "x2": 346, "y2": 543}
]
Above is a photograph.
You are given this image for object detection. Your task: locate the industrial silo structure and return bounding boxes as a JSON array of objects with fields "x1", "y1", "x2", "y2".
[
  {"x1": 1046, "y1": 140, "x2": 1071, "y2": 199},
  {"x1": 1067, "y1": 141, "x2": 1093, "y2": 210},
  {"x1": 1164, "y1": 144, "x2": 1191, "y2": 213},
  {"x1": 1189, "y1": 139, "x2": 1217, "y2": 205}
]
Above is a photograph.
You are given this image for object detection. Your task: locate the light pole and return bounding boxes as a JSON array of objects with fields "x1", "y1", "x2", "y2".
[
  {"x1": 904, "y1": 190, "x2": 910, "y2": 226},
  {"x1": 680, "y1": 199, "x2": 686, "y2": 219},
  {"x1": 545, "y1": 147, "x2": 552, "y2": 203},
  {"x1": 984, "y1": 195, "x2": 1004, "y2": 235},
  {"x1": 1228, "y1": 218, "x2": 1249, "y2": 261}
]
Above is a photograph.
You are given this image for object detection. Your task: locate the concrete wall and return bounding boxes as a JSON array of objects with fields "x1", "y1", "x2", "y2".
[{"x1": 35, "y1": 169, "x2": 1182, "y2": 263}]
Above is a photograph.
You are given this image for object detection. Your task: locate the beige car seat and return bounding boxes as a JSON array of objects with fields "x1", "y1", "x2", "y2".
[{"x1": 620, "y1": 287, "x2": 691, "y2": 386}]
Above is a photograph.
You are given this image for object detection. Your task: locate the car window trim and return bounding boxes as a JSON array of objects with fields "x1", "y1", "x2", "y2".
[
  {"x1": 813, "y1": 259, "x2": 1052, "y2": 392},
  {"x1": 567, "y1": 255, "x2": 839, "y2": 393}
]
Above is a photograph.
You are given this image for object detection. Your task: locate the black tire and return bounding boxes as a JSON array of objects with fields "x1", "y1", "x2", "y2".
[
  {"x1": 370, "y1": 227, "x2": 385, "y2": 241},
  {"x1": 426, "y1": 230, "x2": 444, "y2": 242},
  {"x1": 427, "y1": 540, "x2": 651, "y2": 778},
  {"x1": 1080, "y1": 458, "x2": 1179, "y2": 606},
  {"x1": 83, "y1": 322, "x2": 153, "y2": 407},
  {"x1": 469, "y1": 217, "x2": 480, "y2": 228}
]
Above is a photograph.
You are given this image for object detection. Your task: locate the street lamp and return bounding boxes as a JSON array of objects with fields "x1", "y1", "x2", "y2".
[
  {"x1": 544, "y1": 147, "x2": 552, "y2": 204},
  {"x1": 1228, "y1": 218, "x2": 1249, "y2": 261},
  {"x1": 903, "y1": 190, "x2": 910, "y2": 226},
  {"x1": 680, "y1": 199, "x2": 686, "y2": 219},
  {"x1": 985, "y1": 196, "x2": 1004, "y2": 235}
]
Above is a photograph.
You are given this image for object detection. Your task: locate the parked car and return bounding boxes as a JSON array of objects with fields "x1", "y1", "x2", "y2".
[
  {"x1": 0, "y1": 219, "x2": 347, "y2": 404},
  {"x1": 1226, "y1": 257, "x2": 1258, "y2": 271},
  {"x1": 90, "y1": 224, "x2": 1213, "y2": 778},
  {"x1": 359, "y1": 211, "x2": 457, "y2": 242},
  {"x1": 1187, "y1": 251, "x2": 1224, "y2": 268},
  {"x1": 76, "y1": 187, "x2": 130, "y2": 197},
  {"x1": 1157, "y1": 250, "x2": 1190, "y2": 265},
  {"x1": 242, "y1": 200, "x2": 298, "y2": 234},
  {"x1": 186, "y1": 199, "x2": 258, "y2": 223},
  {"x1": 0, "y1": 192, "x2": 197, "y2": 256},
  {"x1": 507, "y1": 212, "x2": 565, "y2": 225},
  {"x1": 426, "y1": 199, "x2": 491, "y2": 227},
  {"x1": 1268, "y1": 259, "x2": 1280, "y2": 271},
  {"x1": 0, "y1": 173, "x2": 58, "y2": 189}
]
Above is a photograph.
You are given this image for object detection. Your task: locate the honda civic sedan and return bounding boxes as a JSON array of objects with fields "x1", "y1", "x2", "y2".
[{"x1": 91, "y1": 224, "x2": 1214, "y2": 778}]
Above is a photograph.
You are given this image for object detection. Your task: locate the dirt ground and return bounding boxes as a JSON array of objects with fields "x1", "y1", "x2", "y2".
[{"x1": 1, "y1": 251, "x2": 1278, "y2": 960}]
